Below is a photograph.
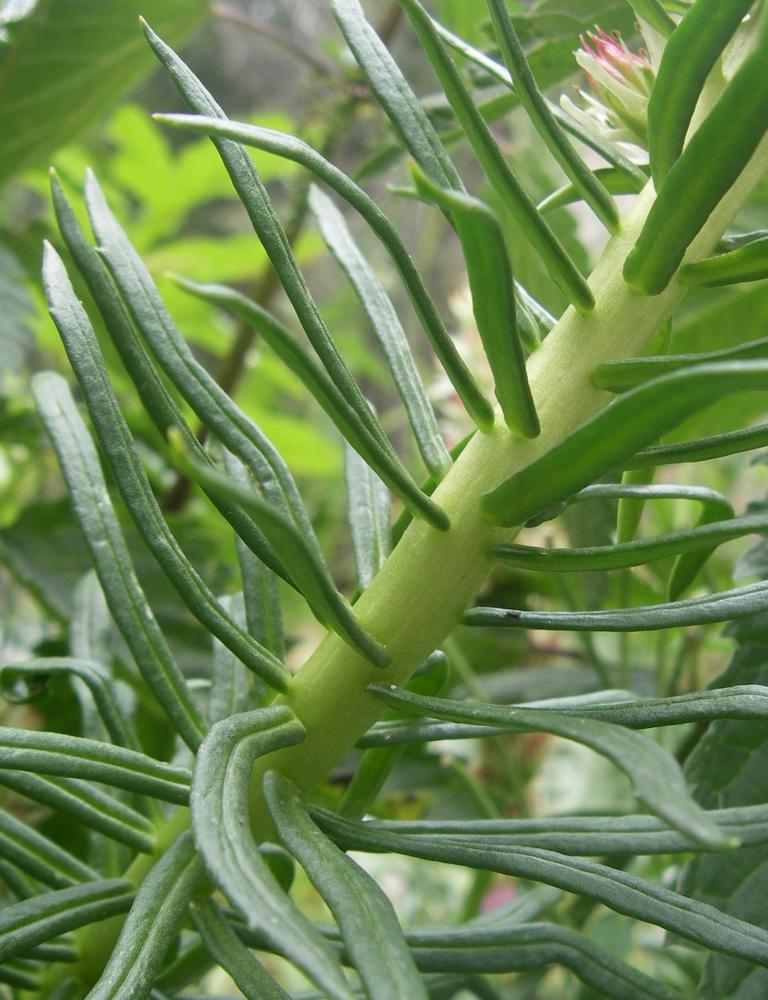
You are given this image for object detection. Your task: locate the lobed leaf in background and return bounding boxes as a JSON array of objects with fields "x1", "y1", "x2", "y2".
[{"x1": 0, "y1": 0, "x2": 208, "y2": 184}]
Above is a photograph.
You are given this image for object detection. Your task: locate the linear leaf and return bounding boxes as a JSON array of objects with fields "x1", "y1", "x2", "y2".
[
  {"x1": 0, "y1": 728, "x2": 191, "y2": 804},
  {"x1": 173, "y1": 277, "x2": 449, "y2": 530},
  {"x1": 153, "y1": 114, "x2": 494, "y2": 430},
  {"x1": 264, "y1": 770, "x2": 428, "y2": 1000},
  {"x1": 539, "y1": 168, "x2": 644, "y2": 213},
  {"x1": 485, "y1": 0, "x2": 618, "y2": 231},
  {"x1": 88, "y1": 833, "x2": 201, "y2": 1000},
  {"x1": 345, "y1": 440, "x2": 391, "y2": 592},
  {"x1": 189, "y1": 897, "x2": 289, "y2": 1000},
  {"x1": 648, "y1": 0, "x2": 754, "y2": 185},
  {"x1": 367, "y1": 685, "x2": 728, "y2": 847},
  {"x1": 681, "y1": 234, "x2": 768, "y2": 287},
  {"x1": 70, "y1": 570, "x2": 111, "y2": 665},
  {"x1": 625, "y1": 421, "x2": 768, "y2": 469},
  {"x1": 169, "y1": 439, "x2": 390, "y2": 668},
  {"x1": 31, "y1": 371, "x2": 206, "y2": 750},
  {"x1": 331, "y1": 0, "x2": 462, "y2": 190},
  {"x1": 309, "y1": 184, "x2": 450, "y2": 475},
  {"x1": 679, "y1": 595, "x2": 768, "y2": 996},
  {"x1": 624, "y1": 15, "x2": 768, "y2": 294},
  {"x1": 0, "y1": 880, "x2": 133, "y2": 966},
  {"x1": 83, "y1": 170, "x2": 316, "y2": 546},
  {"x1": 396, "y1": 0, "x2": 593, "y2": 313},
  {"x1": 141, "y1": 19, "x2": 394, "y2": 460},
  {"x1": 0, "y1": 771, "x2": 155, "y2": 854},
  {"x1": 594, "y1": 335, "x2": 768, "y2": 391},
  {"x1": 409, "y1": 167, "x2": 538, "y2": 438},
  {"x1": 362, "y1": 686, "x2": 768, "y2": 746},
  {"x1": 315, "y1": 810, "x2": 768, "y2": 967},
  {"x1": 481, "y1": 362, "x2": 768, "y2": 526},
  {"x1": 190, "y1": 707, "x2": 354, "y2": 1000},
  {"x1": 209, "y1": 593, "x2": 254, "y2": 725},
  {"x1": 365, "y1": 804, "x2": 768, "y2": 857},
  {"x1": 1, "y1": 657, "x2": 137, "y2": 749},
  {"x1": 400, "y1": 921, "x2": 683, "y2": 999},
  {"x1": 495, "y1": 511, "x2": 761, "y2": 575},
  {"x1": 49, "y1": 171, "x2": 289, "y2": 585},
  {"x1": 629, "y1": 0, "x2": 676, "y2": 37},
  {"x1": 0, "y1": 809, "x2": 99, "y2": 887},
  {"x1": 466, "y1": 581, "x2": 768, "y2": 633}
]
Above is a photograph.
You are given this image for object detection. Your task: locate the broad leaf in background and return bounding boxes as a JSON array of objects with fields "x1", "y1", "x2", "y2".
[
  {"x1": 679, "y1": 524, "x2": 768, "y2": 998},
  {"x1": 0, "y1": 0, "x2": 208, "y2": 184}
]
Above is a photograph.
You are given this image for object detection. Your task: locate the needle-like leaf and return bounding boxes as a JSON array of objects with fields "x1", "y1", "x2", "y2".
[
  {"x1": 315, "y1": 810, "x2": 768, "y2": 967},
  {"x1": 153, "y1": 113, "x2": 494, "y2": 430},
  {"x1": 345, "y1": 440, "x2": 391, "y2": 593},
  {"x1": 648, "y1": 0, "x2": 755, "y2": 185},
  {"x1": 367, "y1": 685, "x2": 729, "y2": 847},
  {"x1": 0, "y1": 728, "x2": 191, "y2": 803},
  {"x1": 485, "y1": 0, "x2": 618, "y2": 231},
  {"x1": 680, "y1": 233, "x2": 768, "y2": 286},
  {"x1": 624, "y1": 13, "x2": 768, "y2": 294},
  {"x1": 0, "y1": 809, "x2": 100, "y2": 887},
  {"x1": 173, "y1": 276, "x2": 450, "y2": 529},
  {"x1": 395, "y1": 0, "x2": 594, "y2": 313},
  {"x1": 409, "y1": 167, "x2": 539, "y2": 438},
  {"x1": 481, "y1": 362, "x2": 768, "y2": 527},
  {"x1": 264, "y1": 770, "x2": 428, "y2": 1000},
  {"x1": 31, "y1": 372, "x2": 206, "y2": 750},
  {"x1": 49, "y1": 171, "x2": 289, "y2": 585},
  {"x1": 0, "y1": 881, "x2": 133, "y2": 966},
  {"x1": 87, "y1": 833, "x2": 202, "y2": 1000},
  {"x1": 141, "y1": 18, "x2": 394, "y2": 459},
  {"x1": 190, "y1": 707, "x2": 355, "y2": 1000},
  {"x1": 169, "y1": 437, "x2": 391, "y2": 667},
  {"x1": 309, "y1": 184, "x2": 450, "y2": 474}
]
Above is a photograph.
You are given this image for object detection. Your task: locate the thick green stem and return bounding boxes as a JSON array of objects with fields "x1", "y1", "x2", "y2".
[{"x1": 252, "y1": 134, "x2": 768, "y2": 823}]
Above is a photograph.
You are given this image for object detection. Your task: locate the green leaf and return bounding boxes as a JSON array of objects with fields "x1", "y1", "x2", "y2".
[
  {"x1": 32, "y1": 371, "x2": 206, "y2": 750},
  {"x1": 172, "y1": 276, "x2": 450, "y2": 530},
  {"x1": 396, "y1": 921, "x2": 684, "y2": 999},
  {"x1": 681, "y1": 233, "x2": 768, "y2": 287},
  {"x1": 140, "y1": 19, "x2": 394, "y2": 464},
  {"x1": 344, "y1": 440, "x2": 391, "y2": 592},
  {"x1": 0, "y1": 727, "x2": 191, "y2": 803},
  {"x1": 169, "y1": 438, "x2": 391, "y2": 668},
  {"x1": 83, "y1": 168, "x2": 319, "y2": 550},
  {"x1": 88, "y1": 833, "x2": 201, "y2": 1000},
  {"x1": 481, "y1": 362, "x2": 768, "y2": 527},
  {"x1": 0, "y1": 0, "x2": 207, "y2": 183},
  {"x1": 679, "y1": 553, "x2": 768, "y2": 997},
  {"x1": 315, "y1": 808, "x2": 768, "y2": 967},
  {"x1": 0, "y1": 771, "x2": 155, "y2": 854},
  {"x1": 624, "y1": 15, "x2": 768, "y2": 294},
  {"x1": 42, "y1": 241, "x2": 289, "y2": 693},
  {"x1": 367, "y1": 685, "x2": 730, "y2": 847},
  {"x1": 648, "y1": 0, "x2": 754, "y2": 185},
  {"x1": 190, "y1": 707, "x2": 355, "y2": 1000},
  {"x1": 264, "y1": 770, "x2": 429, "y2": 1000},
  {"x1": 466, "y1": 580, "x2": 768, "y2": 632},
  {"x1": 409, "y1": 166, "x2": 539, "y2": 438},
  {"x1": 0, "y1": 808, "x2": 99, "y2": 887},
  {"x1": 593, "y1": 334, "x2": 768, "y2": 391},
  {"x1": 0, "y1": 879, "x2": 133, "y2": 966},
  {"x1": 362, "y1": 686, "x2": 768, "y2": 745},
  {"x1": 1, "y1": 657, "x2": 138, "y2": 749},
  {"x1": 209, "y1": 594, "x2": 255, "y2": 725},
  {"x1": 625, "y1": 421, "x2": 768, "y2": 469},
  {"x1": 153, "y1": 113, "x2": 494, "y2": 431},
  {"x1": 49, "y1": 171, "x2": 289, "y2": 586},
  {"x1": 189, "y1": 897, "x2": 289, "y2": 1000},
  {"x1": 332, "y1": 0, "x2": 463, "y2": 190},
  {"x1": 364, "y1": 802, "x2": 768, "y2": 857},
  {"x1": 309, "y1": 184, "x2": 450, "y2": 475},
  {"x1": 485, "y1": 0, "x2": 618, "y2": 231},
  {"x1": 396, "y1": 0, "x2": 594, "y2": 313}
]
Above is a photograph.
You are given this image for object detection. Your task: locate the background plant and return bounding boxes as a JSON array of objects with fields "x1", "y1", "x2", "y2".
[{"x1": 4, "y1": 0, "x2": 768, "y2": 997}]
